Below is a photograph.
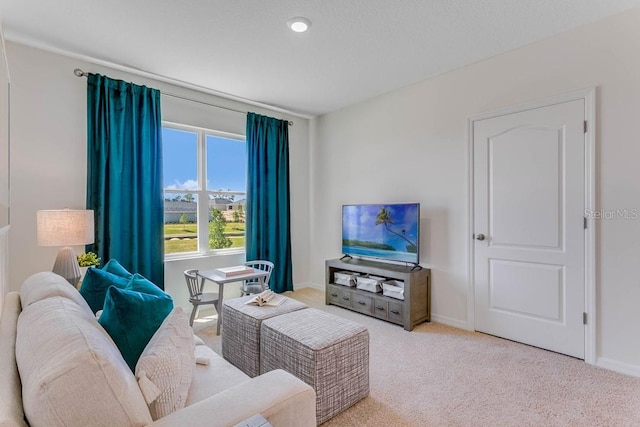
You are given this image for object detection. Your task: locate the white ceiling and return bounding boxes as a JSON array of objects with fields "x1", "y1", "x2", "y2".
[{"x1": 1, "y1": 1, "x2": 639, "y2": 117}]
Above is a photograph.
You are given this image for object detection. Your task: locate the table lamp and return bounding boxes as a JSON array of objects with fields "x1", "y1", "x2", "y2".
[{"x1": 37, "y1": 209, "x2": 95, "y2": 286}]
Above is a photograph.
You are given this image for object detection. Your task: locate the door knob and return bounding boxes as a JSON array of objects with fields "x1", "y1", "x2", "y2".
[{"x1": 475, "y1": 233, "x2": 486, "y2": 241}]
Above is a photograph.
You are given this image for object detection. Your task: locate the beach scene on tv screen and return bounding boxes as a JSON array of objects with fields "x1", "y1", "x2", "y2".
[{"x1": 342, "y1": 204, "x2": 419, "y2": 263}]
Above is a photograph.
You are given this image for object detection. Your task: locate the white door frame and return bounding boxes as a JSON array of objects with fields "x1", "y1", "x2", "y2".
[{"x1": 467, "y1": 88, "x2": 596, "y2": 364}]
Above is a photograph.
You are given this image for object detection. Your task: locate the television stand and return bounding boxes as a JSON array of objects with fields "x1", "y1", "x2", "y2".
[{"x1": 325, "y1": 258, "x2": 431, "y2": 331}]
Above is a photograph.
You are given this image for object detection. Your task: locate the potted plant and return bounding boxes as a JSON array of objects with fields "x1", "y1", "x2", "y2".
[
  {"x1": 77, "y1": 252, "x2": 101, "y2": 281},
  {"x1": 78, "y1": 251, "x2": 101, "y2": 268}
]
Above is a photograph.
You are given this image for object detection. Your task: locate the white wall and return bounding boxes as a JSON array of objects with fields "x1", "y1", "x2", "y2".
[
  {"x1": 0, "y1": 24, "x2": 9, "y2": 313},
  {"x1": 6, "y1": 42, "x2": 311, "y2": 311},
  {"x1": 310, "y1": 9, "x2": 640, "y2": 373}
]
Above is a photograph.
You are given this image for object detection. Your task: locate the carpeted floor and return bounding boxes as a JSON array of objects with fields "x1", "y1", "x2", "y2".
[{"x1": 193, "y1": 287, "x2": 640, "y2": 426}]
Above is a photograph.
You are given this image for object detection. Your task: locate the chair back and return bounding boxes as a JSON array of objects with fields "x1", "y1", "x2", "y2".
[
  {"x1": 184, "y1": 269, "x2": 200, "y2": 300},
  {"x1": 244, "y1": 260, "x2": 274, "y2": 287}
]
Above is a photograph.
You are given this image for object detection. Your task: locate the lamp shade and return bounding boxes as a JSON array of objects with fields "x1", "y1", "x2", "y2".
[{"x1": 37, "y1": 209, "x2": 95, "y2": 247}]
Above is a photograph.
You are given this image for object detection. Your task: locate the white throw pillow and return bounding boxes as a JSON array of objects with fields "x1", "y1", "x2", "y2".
[
  {"x1": 135, "y1": 307, "x2": 195, "y2": 420},
  {"x1": 16, "y1": 296, "x2": 152, "y2": 427}
]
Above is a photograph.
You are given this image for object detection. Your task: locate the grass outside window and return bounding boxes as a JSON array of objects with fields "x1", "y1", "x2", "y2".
[{"x1": 164, "y1": 222, "x2": 245, "y2": 253}]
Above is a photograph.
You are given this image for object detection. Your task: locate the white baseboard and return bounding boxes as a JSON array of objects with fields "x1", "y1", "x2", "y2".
[
  {"x1": 596, "y1": 357, "x2": 640, "y2": 378},
  {"x1": 430, "y1": 313, "x2": 472, "y2": 331},
  {"x1": 294, "y1": 282, "x2": 324, "y2": 291}
]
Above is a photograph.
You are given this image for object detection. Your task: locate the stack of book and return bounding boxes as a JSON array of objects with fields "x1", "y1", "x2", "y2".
[{"x1": 214, "y1": 265, "x2": 254, "y2": 277}]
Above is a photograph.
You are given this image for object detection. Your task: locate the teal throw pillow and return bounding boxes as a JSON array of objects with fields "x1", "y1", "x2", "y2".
[
  {"x1": 102, "y1": 258, "x2": 133, "y2": 279},
  {"x1": 98, "y1": 281, "x2": 174, "y2": 371},
  {"x1": 79, "y1": 267, "x2": 129, "y2": 313},
  {"x1": 127, "y1": 273, "x2": 166, "y2": 297}
]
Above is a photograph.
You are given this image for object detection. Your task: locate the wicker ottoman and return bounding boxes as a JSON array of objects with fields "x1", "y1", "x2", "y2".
[
  {"x1": 260, "y1": 308, "x2": 369, "y2": 425},
  {"x1": 221, "y1": 295, "x2": 307, "y2": 377}
]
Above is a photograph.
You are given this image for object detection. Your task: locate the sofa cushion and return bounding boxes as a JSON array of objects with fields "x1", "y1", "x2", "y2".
[
  {"x1": 135, "y1": 307, "x2": 195, "y2": 420},
  {"x1": 15, "y1": 296, "x2": 152, "y2": 427},
  {"x1": 20, "y1": 271, "x2": 94, "y2": 316},
  {"x1": 99, "y1": 277, "x2": 174, "y2": 371},
  {"x1": 79, "y1": 267, "x2": 130, "y2": 313},
  {"x1": 185, "y1": 344, "x2": 250, "y2": 406}
]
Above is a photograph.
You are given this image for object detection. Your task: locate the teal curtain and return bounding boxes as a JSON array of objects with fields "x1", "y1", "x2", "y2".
[
  {"x1": 86, "y1": 74, "x2": 164, "y2": 288},
  {"x1": 246, "y1": 112, "x2": 292, "y2": 293}
]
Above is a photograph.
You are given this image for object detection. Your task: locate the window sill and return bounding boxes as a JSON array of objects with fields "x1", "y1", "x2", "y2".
[{"x1": 165, "y1": 248, "x2": 246, "y2": 263}]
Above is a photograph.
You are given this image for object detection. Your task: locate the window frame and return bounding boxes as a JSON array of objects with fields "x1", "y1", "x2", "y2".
[{"x1": 162, "y1": 121, "x2": 246, "y2": 260}]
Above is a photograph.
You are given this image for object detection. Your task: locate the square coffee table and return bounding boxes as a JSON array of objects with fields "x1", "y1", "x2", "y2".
[
  {"x1": 260, "y1": 308, "x2": 369, "y2": 424},
  {"x1": 221, "y1": 295, "x2": 307, "y2": 377}
]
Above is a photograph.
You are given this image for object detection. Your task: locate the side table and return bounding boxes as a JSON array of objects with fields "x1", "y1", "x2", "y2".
[{"x1": 197, "y1": 268, "x2": 269, "y2": 335}]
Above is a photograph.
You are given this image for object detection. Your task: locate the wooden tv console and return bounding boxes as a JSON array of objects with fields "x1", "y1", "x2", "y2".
[{"x1": 325, "y1": 258, "x2": 431, "y2": 331}]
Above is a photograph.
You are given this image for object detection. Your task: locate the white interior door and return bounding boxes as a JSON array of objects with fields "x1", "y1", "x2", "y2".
[{"x1": 473, "y1": 99, "x2": 586, "y2": 359}]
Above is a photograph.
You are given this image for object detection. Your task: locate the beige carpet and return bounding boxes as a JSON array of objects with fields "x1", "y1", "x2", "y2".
[{"x1": 193, "y1": 288, "x2": 640, "y2": 426}]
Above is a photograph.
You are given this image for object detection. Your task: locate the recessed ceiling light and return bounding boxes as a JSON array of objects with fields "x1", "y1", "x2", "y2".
[{"x1": 288, "y1": 17, "x2": 311, "y2": 33}]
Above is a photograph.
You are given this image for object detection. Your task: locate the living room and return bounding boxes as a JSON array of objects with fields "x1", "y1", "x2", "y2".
[{"x1": 0, "y1": 2, "x2": 640, "y2": 425}]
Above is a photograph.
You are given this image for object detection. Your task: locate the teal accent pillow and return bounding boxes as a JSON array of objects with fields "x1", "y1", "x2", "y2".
[
  {"x1": 79, "y1": 267, "x2": 129, "y2": 313},
  {"x1": 102, "y1": 258, "x2": 133, "y2": 279},
  {"x1": 127, "y1": 273, "x2": 165, "y2": 296},
  {"x1": 98, "y1": 280, "x2": 173, "y2": 371}
]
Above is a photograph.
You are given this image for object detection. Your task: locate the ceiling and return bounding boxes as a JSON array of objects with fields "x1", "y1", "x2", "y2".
[{"x1": 1, "y1": 1, "x2": 639, "y2": 117}]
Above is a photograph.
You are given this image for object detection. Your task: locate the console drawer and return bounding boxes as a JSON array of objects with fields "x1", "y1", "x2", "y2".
[
  {"x1": 327, "y1": 285, "x2": 351, "y2": 308},
  {"x1": 351, "y1": 293, "x2": 373, "y2": 315},
  {"x1": 373, "y1": 300, "x2": 388, "y2": 319},
  {"x1": 388, "y1": 301, "x2": 404, "y2": 324}
]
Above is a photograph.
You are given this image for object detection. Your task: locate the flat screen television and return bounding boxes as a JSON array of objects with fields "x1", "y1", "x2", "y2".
[{"x1": 342, "y1": 203, "x2": 420, "y2": 265}]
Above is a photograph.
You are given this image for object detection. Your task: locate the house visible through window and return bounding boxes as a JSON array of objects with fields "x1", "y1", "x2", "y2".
[{"x1": 162, "y1": 124, "x2": 246, "y2": 257}]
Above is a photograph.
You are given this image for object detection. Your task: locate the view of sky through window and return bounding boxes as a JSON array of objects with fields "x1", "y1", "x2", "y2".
[
  {"x1": 162, "y1": 127, "x2": 246, "y2": 193},
  {"x1": 206, "y1": 134, "x2": 246, "y2": 192}
]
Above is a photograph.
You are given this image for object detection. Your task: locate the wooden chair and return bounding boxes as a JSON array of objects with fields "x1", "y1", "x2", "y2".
[
  {"x1": 185, "y1": 269, "x2": 219, "y2": 326},
  {"x1": 240, "y1": 260, "x2": 274, "y2": 296}
]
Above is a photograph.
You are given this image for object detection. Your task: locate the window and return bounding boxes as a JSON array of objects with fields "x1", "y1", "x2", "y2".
[{"x1": 162, "y1": 124, "x2": 246, "y2": 257}]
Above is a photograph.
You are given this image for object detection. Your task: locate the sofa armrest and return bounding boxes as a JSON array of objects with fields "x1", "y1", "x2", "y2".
[
  {"x1": 0, "y1": 292, "x2": 27, "y2": 427},
  {"x1": 148, "y1": 369, "x2": 316, "y2": 427}
]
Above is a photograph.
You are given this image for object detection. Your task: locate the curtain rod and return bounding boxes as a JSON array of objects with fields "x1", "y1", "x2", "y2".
[{"x1": 73, "y1": 68, "x2": 293, "y2": 126}]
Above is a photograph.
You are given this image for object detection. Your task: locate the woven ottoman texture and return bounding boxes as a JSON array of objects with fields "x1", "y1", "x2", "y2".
[
  {"x1": 260, "y1": 308, "x2": 369, "y2": 425},
  {"x1": 221, "y1": 295, "x2": 307, "y2": 377}
]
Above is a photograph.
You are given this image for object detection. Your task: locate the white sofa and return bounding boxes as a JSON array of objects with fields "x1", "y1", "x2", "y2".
[{"x1": 0, "y1": 272, "x2": 316, "y2": 427}]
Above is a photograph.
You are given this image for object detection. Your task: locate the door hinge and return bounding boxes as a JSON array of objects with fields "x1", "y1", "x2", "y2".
[
  {"x1": 584, "y1": 217, "x2": 587, "y2": 229},
  {"x1": 583, "y1": 312, "x2": 587, "y2": 325},
  {"x1": 584, "y1": 120, "x2": 587, "y2": 133}
]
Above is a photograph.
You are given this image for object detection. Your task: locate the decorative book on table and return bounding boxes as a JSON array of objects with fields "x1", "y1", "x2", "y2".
[
  {"x1": 245, "y1": 290, "x2": 285, "y2": 307},
  {"x1": 214, "y1": 265, "x2": 254, "y2": 277}
]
